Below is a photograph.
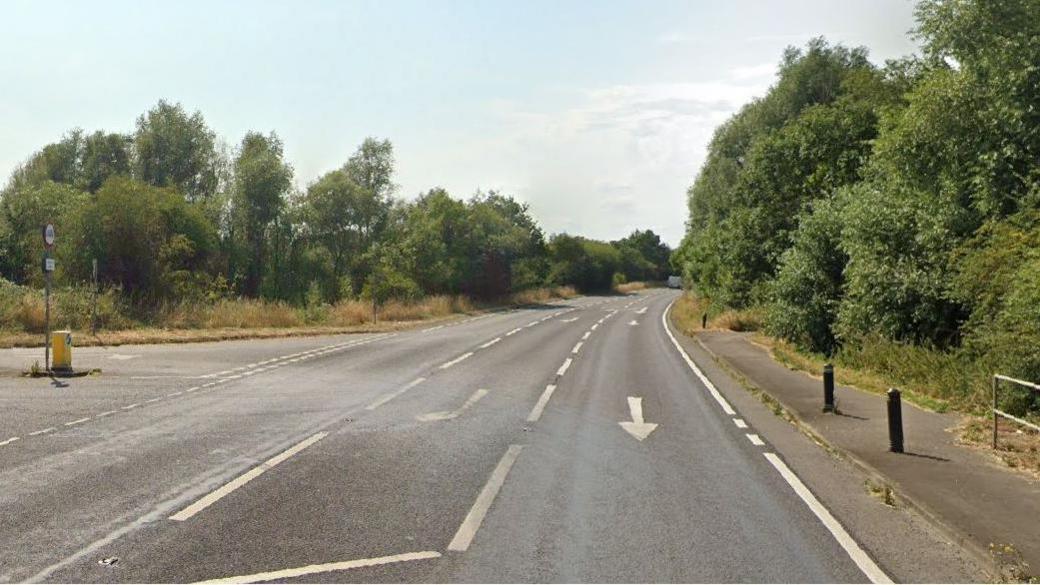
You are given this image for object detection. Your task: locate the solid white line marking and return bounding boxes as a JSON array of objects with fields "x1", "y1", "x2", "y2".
[
  {"x1": 0, "y1": 437, "x2": 20, "y2": 447},
  {"x1": 747, "y1": 433, "x2": 765, "y2": 446},
  {"x1": 171, "y1": 432, "x2": 328, "y2": 522},
  {"x1": 193, "y1": 551, "x2": 442, "y2": 584},
  {"x1": 734, "y1": 418, "x2": 748, "y2": 429},
  {"x1": 527, "y1": 384, "x2": 557, "y2": 422},
  {"x1": 572, "y1": 341, "x2": 583, "y2": 354},
  {"x1": 416, "y1": 388, "x2": 489, "y2": 422},
  {"x1": 121, "y1": 403, "x2": 140, "y2": 411},
  {"x1": 29, "y1": 427, "x2": 56, "y2": 436},
  {"x1": 439, "y1": 352, "x2": 474, "y2": 370},
  {"x1": 556, "y1": 358, "x2": 573, "y2": 377},
  {"x1": 479, "y1": 337, "x2": 502, "y2": 349},
  {"x1": 64, "y1": 417, "x2": 91, "y2": 427},
  {"x1": 448, "y1": 444, "x2": 524, "y2": 551},
  {"x1": 764, "y1": 453, "x2": 892, "y2": 583},
  {"x1": 366, "y1": 377, "x2": 427, "y2": 410},
  {"x1": 661, "y1": 300, "x2": 736, "y2": 415},
  {"x1": 96, "y1": 410, "x2": 117, "y2": 418}
]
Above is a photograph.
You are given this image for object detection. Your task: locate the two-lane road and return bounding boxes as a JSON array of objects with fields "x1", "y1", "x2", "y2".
[{"x1": 0, "y1": 291, "x2": 884, "y2": 583}]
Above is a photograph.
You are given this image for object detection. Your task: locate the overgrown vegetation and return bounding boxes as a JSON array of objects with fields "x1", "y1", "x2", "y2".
[
  {"x1": 673, "y1": 0, "x2": 1040, "y2": 418},
  {"x1": 0, "y1": 101, "x2": 670, "y2": 338}
]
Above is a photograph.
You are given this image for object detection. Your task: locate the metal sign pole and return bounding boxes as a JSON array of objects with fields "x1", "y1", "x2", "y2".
[
  {"x1": 92, "y1": 258, "x2": 98, "y2": 336},
  {"x1": 45, "y1": 250, "x2": 51, "y2": 373}
]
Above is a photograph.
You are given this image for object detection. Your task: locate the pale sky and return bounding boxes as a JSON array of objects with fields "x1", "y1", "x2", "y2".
[{"x1": 0, "y1": 0, "x2": 920, "y2": 246}]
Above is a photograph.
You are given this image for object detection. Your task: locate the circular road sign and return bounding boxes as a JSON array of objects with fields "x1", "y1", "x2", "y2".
[{"x1": 43, "y1": 224, "x2": 55, "y2": 247}]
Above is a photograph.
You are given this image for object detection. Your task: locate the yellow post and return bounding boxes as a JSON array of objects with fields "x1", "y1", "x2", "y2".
[{"x1": 51, "y1": 330, "x2": 72, "y2": 372}]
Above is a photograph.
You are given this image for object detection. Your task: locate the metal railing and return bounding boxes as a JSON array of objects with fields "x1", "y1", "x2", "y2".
[{"x1": 992, "y1": 374, "x2": 1040, "y2": 448}]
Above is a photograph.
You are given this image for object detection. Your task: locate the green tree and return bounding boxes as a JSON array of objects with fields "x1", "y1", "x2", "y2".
[
  {"x1": 231, "y1": 132, "x2": 293, "y2": 297},
  {"x1": 134, "y1": 100, "x2": 220, "y2": 202}
]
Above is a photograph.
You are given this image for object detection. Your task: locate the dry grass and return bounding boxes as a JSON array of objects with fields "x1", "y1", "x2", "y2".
[
  {"x1": 958, "y1": 417, "x2": 1040, "y2": 480},
  {"x1": 615, "y1": 281, "x2": 647, "y2": 293},
  {"x1": 670, "y1": 293, "x2": 764, "y2": 333},
  {"x1": 509, "y1": 286, "x2": 577, "y2": 305}
]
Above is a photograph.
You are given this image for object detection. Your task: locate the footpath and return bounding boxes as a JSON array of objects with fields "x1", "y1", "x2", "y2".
[{"x1": 694, "y1": 329, "x2": 1040, "y2": 579}]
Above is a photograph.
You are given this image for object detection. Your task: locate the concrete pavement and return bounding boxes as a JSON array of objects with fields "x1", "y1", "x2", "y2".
[{"x1": 0, "y1": 291, "x2": 985, "y2": 582}]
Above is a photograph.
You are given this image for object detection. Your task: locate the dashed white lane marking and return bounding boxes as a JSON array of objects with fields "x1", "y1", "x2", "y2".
[
  {"x1": 448, "y1": 444, "x2": 524, "y2": 551},
  {"x1": 572, "y1": 342, "x2": 583, "y2": 355},
  {"x1": 144, "y1": 397, "x2": 163, "y2": 404},
  {"x1": 636, "y1": 307, "x2": 648, "y2": 314},
  {"x1": 582, "y1": 331, "x2": 591, "y2": 340},
  {"x1": 763, "y1": 453, "x2": 892, "y2": 583},
  {"x1": 439, "y1": 352, "x2": 474, "y2": 370},
  {"x1": 556, "y1": 358, "x2": 573, "y2": 377},
  {"x1": 746, "y1": 433, "x2": 765, "y2": 446},
  {"x1": 734, "y1": 418, "x2": 748, "y2": 429},
  {"x1": 561, "y1": 317, "x2": 579, "y2": 323},
  {"x1": 29, "y1": 427, "x2": 56, "y2": 436},
  {"x1": 591, "y1": 323, "x2": 599, "y2": 331},
  {"x1": 479, "y1": 337, "x2": 502, "y2": 349},
  {"x1": 661, "y1": 301, "x2": 736, "y2": 415},
  {"x1": 64, "y1": 417, "x2": 91, "y2": 427},
  {"x1": 170, "y1": 431, "x2": 329, "y2": 522},
  {"x1": 416, "y1": 388, "x2": 489, "y2": 422},
  {"x1": 185, "y1": 386, "x2": 201, "y2": 393},
  {"x1": 506, "y1": 328, "x2": 522, "y2": 336},
  {"x1": 96, "y1": 410, "x2": 116, "y2": 418},
  {"x1": 193, "y1": 551, "x2": 443, "y2": 584},
  {"x1": 366, "y1": 377, "x2": 427, "y2": 411},
  {"x1": 0, "y1": 437, "x2": 21, "y2": 447},
  {"x1": 527, "y1": 384, "x2": 557, "y2": 422},
  {"x1": 526, "y1": 320, "x2": 539, "y2": 327},
  {"x1": 167, "y1": 391, "x2": 183, "y2": 398}
]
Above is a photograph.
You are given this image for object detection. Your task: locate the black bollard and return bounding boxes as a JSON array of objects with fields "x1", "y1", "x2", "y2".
[
  {"x1": 823, "y1": 363, "x2": 835, "y2": 412},
  {"x1": 887, "y1": 388, "x2": 904, "y2": 453},
  {"x1": 701, "y1": 313, "x2": 707, "y2": 329}
]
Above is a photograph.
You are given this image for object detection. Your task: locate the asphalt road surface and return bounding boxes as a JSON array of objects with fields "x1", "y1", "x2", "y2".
[{"x1": 0, "y1": 291, "x2": 977, "y2": 583}]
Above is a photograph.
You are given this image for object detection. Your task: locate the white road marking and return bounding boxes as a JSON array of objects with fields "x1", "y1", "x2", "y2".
[
  {"x1": 572, "y1": 342, "x2": 583, "y2": 354},
  {"x1": 628, "y1": 320, "x2": 639, "y2": 326},
  {"x1": 527, "y1": 384, "x2": 557, "y2": 422},
  {"x1": 636, "y1": 307, "x2": 648, "y2": 314},
  {"x1": 506, "y1": 328, "x2": 522, "y2": 336},
  {"x1": 121, "y1": 403, "x2": 140, "y2": 411},
  {"x1": 144, "y1": 397, "x2": 163, "y2": 404},
  {"x1": 556, "y1": 358, "x2": 573, "y2": 377},
  {"x1": 96, "y1": 410, "x2": 117, "y2": 418},
  {"x1": 29, "y1": 427, "x2": 56, "y2": 436},
  {"x1": 416, "y1": 388, "x2": 489, "y2": 422},
  {"x1": 661, "y1": 300, "x2": 736, "y2": 415},
  {"x1": 107, "y1": 353, "x2": 140, "y2": 360},
  {"x1": 733, "y1": 418, "x2": 748, "y2": 429},
  {"x1": 591, "y1": 323, "x2": 599, "y2": 331},
  {"x1": 619, "y1": 396, "x2": 658, "y2": 441},
  {"x1": 763, "y1": 453, "x2": 892, "y2": 583},
  {"x1": 448, "y1": 444, "x2": 524, "y2": 551},
  {"x1": 582, "y1": 331, "x2": 591, "y2": 340},
  {"x1": 0, "y1": 437, "x2": 21, "y2": 447},
  {"x1": 561, "y1": 317, "x2": 579, "y2": 323},
  {"x1": 422, "y1": 325, "x2": 444, "y2": 333},
  {"x1": 185, "y1": 386, "x2": 201, "y2": 393},
  {"x1": 64, "y1": 417, "x2": 91, "y2": 427},
  {"x1": 479, "y1": 337, "x2": 502, "y2": 349},
  {"x1": 526, "y1": 320, "x2": 539, "y2": 327},
  {"x1": 167, "y1": 391, "x2": 183, "y2": 397},
  {"x1": 193, "y1": 551, "x2": 442, "y2": 584},
  {"x1": 746, "y1": 433, "x2": 765, "y2": 446},
  {"x1": 439, "y1": 352, "x2": 474, "y2": 370},
  {"x1": 170, "y1": 432, "x2": 328, "y2": 522},
  {"x1": 366, "y1": 377, "x2": 427, "y2": 410}
]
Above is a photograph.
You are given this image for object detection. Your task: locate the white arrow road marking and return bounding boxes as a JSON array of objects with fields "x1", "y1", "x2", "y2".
[
  {"x1": 194, "y1": 551, "x2": 441, "y2": 585},
  {"x1": 416, "y1": 388, "x2": 489, "y2": 422},
  {"x1": 107, "y1": 353, "x2": 140, "y2": 360},
  {"x1": 619, "y1": 396, "x2": 658, "y2": 441},
  {"x1": 636, "y1": 307, "x2": 648, "y2": 314}
]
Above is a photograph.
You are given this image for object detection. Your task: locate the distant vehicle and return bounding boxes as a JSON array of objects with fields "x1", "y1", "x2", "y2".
[{"x1": 667, "y1": 275, "x2": 682, "y2": 289}]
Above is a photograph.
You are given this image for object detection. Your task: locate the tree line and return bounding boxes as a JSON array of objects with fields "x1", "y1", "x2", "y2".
[
  {"x1": 674, "y1": 0, "x2": 1040, "y2": 385},
  {"x1": 0, "y1": 102, "x2": 672, "y2": 308}
]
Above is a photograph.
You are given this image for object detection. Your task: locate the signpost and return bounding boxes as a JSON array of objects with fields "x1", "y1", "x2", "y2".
[{"x1": 43, "y1": 224, "x2": 55, "y2": 372}]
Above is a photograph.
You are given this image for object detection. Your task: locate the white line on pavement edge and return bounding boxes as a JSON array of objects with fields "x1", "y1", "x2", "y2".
[
  {"x1": 170, "y1": 432, "x2": 328, "y2": 522},
  {"x1": 662, "y1": 298, "x2": 891, "y2": 584},
  {"x1": 764, "y1": 453, "x2": 891, "y2": 584},
  {"x1": 192, "y1": 551, "x2": 443, "y2": 584}
]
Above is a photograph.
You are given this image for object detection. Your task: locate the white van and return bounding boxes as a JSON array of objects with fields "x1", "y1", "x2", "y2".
[{"x1": 667, "y1": 275, "x2": 682, "y2": 289}]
